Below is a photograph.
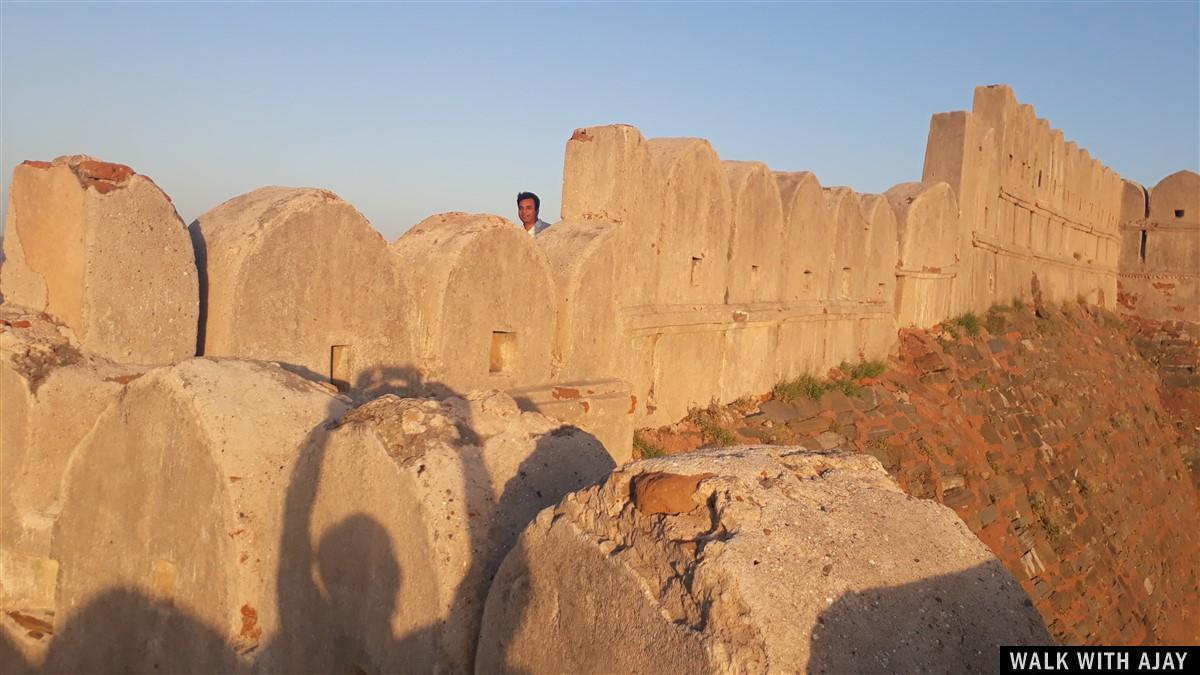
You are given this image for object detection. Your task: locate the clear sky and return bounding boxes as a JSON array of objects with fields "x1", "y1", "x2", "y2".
[{"x1": 2, "y1": 1, "x2": 1197, "y2": 240}]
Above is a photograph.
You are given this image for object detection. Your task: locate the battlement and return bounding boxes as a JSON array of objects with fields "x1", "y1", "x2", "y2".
[
  {"x1": 2, "y1": 86, "x2": 1190, "y2": 435},
  {"x1": 1, "y1": 84, "x2": 1195, "y2": 672}
]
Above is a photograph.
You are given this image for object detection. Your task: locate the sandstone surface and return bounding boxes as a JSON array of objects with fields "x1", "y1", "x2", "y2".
[
  {"x1": 478, "y1": 447, "x2": 1049, "y2": 673},
  {"x1": 190, "y1": 186, "x2": 415, "y2": 398},
  {"x1": 272, "y1": 390, "x2": 615, "y2": 673},
  {"x1": 391, "y1": 213, "x2": 556, "y2": 392},
  {"x1": 49, "y1": 358, "x2": 347, "y2": 673},
  {"x1": 1117, "y1": 171, "x2": 1199, "y2": 321},
  {"x1": 537, "y1": 218, "x2": 623, "y2": 382},
  {"x1": 648, "y1": 137, "x2": 732, "y2": 306},
  {"x1": 0, "y1": 307, "x2": 145, "y2": 612},
  {"x1": 0, "y1": 156, "x2": 198, "y2": 364},
  {"x1": 560, "y1": 124, "x2": 664, "y2": 310},
  {"x1": 886, "y1": 181, "x2": 960, "y2": 328}
]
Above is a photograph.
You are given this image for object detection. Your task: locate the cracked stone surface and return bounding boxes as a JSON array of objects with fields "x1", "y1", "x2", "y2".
[{"x1": 477, "y1": 446, "x2": 1049, "y2": 674}]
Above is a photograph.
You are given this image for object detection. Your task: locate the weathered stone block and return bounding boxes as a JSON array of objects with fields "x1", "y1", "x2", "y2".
[
  {"x1": 392, "y1": 212, "x2": 556, "y2": 392},
  {"x1": 50, "y1": 358, "x2": 348, "y2": 673},
  {"x1": 267, "y1": 390, "x2": 615, "y2": 674},
  {"x1": 192, "y1": 187, "x2": 416, "y2": 397},
  {"x1": 0, "y1": 156, "x2": 198, "y2": 364},
  {"x1": 478, "y1": 447, "x2": 1050, "y2": 673},
  {"x1": 0, "y1": 307, "x2": 144, "y2": 615}
]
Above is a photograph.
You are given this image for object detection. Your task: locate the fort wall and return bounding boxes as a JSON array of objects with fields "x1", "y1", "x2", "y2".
[
  {"x1": 1116, "y1": 170, "x2": 1200, "y2": 320},
  {"x1": 558, "y1": 127, "x2": 896, "y2": 426},
  {"x1": 191, "y1": 187, "x2": 416, "y2": 397},
  {"x1": 923, "y1": 85, "x2": 1125, "y2": 314},
  {"x1": 1, "y1": 85, "x2": 1178, "y2": 438},
  {"x1": 1, "y1": 84, "x2": 1194, "y2": 671}
]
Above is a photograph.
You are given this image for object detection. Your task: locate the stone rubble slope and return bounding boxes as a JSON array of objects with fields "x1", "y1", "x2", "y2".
[
  {"x1": 477, "y1": 446, "x2": 1049, "y2": 674},
  {"x1": 637, "y1": 302, "x2": 1200, "y2": 644}
]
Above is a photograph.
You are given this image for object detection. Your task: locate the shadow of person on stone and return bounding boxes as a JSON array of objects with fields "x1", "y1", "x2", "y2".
[
  {"x1": 0, "y1": 622, "x2": 33, "y2": 675},
  {"x1": 263, "y1": 365, "x2": 476, "y2": 674},
  {"x1": 807, "y1": 559, "x2": 1052, "y2": 674},
  {"x1": 265, "y1": 362, "x2": 615, "y2": 673},
  {"x1": 315, "y1": 513, "x2": 430, "y2": 674},
  {"x1": 38, "y1": 587, "x2": 240, "y2": 674},
  {"x1": 261, "y1": 370, "x2": 409, "y2": 674},
  {"x1": 459, "y1": 427, "x2": 615, "y2": 674}
]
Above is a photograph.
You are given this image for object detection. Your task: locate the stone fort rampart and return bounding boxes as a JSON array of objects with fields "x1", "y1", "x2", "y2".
[
  {"x1": 1, "y1": 85, "x2": 1192, "y2": 455},
  {"x1": 1, "y1": 83, "x2": 1195, "y2": 672},
  {"x1": 2, "y1": 86, "x2": 1193, "y2": 451}
]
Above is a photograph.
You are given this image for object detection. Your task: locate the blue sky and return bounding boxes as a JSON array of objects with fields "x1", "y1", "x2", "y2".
[{"x1": 2, "y1": 2, "x2": 1197, "y2": 240}]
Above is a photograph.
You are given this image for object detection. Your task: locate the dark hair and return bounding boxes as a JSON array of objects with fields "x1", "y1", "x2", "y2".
[{"x1": 516, "y1": 191, "x2": 540, "y2": 211}]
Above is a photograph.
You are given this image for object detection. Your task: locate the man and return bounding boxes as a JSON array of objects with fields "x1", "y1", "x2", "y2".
[{"x1": 516, "y1": 191, "x2": 551, "y2": 236}]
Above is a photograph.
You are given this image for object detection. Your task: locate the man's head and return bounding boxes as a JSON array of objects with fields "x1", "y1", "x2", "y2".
[{"x1": 517, "y1": 191, "x2": 540, "y2": 227}]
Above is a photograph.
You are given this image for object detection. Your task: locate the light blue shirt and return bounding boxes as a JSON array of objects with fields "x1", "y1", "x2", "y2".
[{"x1": 526, "y1": 218, "x2": 551, "y2": 236}]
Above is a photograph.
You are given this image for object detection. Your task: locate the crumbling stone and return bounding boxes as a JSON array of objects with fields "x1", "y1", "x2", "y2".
[
  {"x1": 478, "y1": 447, "x2": 1049, "y2": 673},
  {"x1": 0, "y1": 306, "x2": 145, "y2": 627},
  {"x1": 0, "y1": 156, "x2": 198, "y2": 365},
  {"x1": 261, "y1": 389, "x2": 615, "y2": 674}
]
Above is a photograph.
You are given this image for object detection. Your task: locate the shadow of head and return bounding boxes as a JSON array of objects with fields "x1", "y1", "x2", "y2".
[
  {"x1": 487, "y1": 426, "x2": 616, "y2": 554},
  {"x1": 317, "y1": 513, "x2": 404, "y2": 669},
  {"x1": 318, "y1": 513, "x2": 401, "y2": 620},
  {"x1": 39, "y1": 587, "x2": 238, "y2": 674},
  {"x1": 807, "y1": 559, "x2": 1052, "y2": 673}
]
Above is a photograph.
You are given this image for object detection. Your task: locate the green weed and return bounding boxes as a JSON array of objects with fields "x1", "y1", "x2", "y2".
[
  {"x1": 1076, "y1": 477, "x2": 1092, "y2": 497},
  {"x1": 774, "y1": 374, "x2": 830, "y2": 401},
  {"x1": 866, "y1": 437, "x2": 890, "y2": 451},
  {"x1": 688, "y1": 406, "x2": 737, "y2": 448},
  {"x1": 701, "y1": 424, "x2": 736, "y2": 447},
  {"x1": 985, "y1": 304, "x2": 1011, "y2": 334},
  {"x1": 841, "y1": 360, "x2": 887, "y2": 380},
  {"x1": 952, "y1": 312, "x2": 982, "y2": 337},
  {"x1": 633, "y1": 431, "x2": 664, "y2": 459},
  {"x1": 1029, "y1": 493, "x2": 1064, "y2": 541}
]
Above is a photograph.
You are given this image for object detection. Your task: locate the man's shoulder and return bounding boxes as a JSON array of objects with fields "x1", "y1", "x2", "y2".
[{"x1": 534, "y1": 219, "x2": 552, "y2": 234}]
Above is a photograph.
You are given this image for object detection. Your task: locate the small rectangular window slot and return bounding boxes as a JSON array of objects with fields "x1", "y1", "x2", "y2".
[
  {"x1": 840, "y1": 267, "x2": 852, "y2": 299},
  {"x1": 690, "y1": 255, "x2": 704, "y2": 287},
  {"x1": 1138, "y1": 230, "x2": 1147, "y2": 264},
  {"x1": 802, "y1": 269, "x2": 813, "y2": 294},
  {"x1": 1175, "y1": 209, "x2": 1186, "y2": 218},
  {"x1": 490, "y1": 331, "x2": 516, "y2": 374},
  {"x1": 330, "y1": 345, "x2": 353, "y2": 392}
]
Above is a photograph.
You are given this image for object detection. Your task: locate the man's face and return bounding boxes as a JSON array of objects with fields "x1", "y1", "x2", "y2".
[{"x1": 518, "y1": 198, "x2": 538, "y2": 227}]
